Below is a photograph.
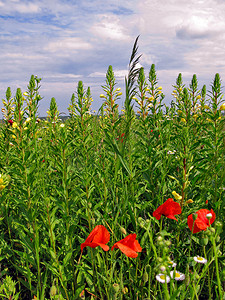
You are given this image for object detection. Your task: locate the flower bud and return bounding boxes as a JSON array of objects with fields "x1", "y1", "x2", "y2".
[
  {"x1": 50, "y1": 285, "x2": 57, "y2": 297},
  {"x1": 157, "y1": 236, "x2": 163, "y2": 242},
  {"x1": 185, "y1": 199, "x2": 193, "y2": 205},
  {"x1": 206, "y1": 213, "x2": 212, "y2": 220},
  {"x1": 160, "y1": 265, "x2": 166, "y2": 272},
  {"x1": 215, "y1": 221, "x2": 223, "y2": 233},
  {"x1": 143, "y1": 271, "x2": 148, "y2": 283},
  {"x1": 165, "y1": 240, "x2": 171, "y2": 247},
  {"x1": 157, "y1": 257, "x2": 163, "y2": 263},
  {"x1": 120, "y1": 227, "x2": 127, "y2": 235},
  {"x1": 112, "y1": 283, "x2": 120, "y2": 293},
  {"x1": 209, "y1": 227, "x2": 215, "y2": 234}
]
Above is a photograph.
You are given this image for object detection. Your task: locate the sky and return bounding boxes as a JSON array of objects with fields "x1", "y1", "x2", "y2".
[{"x1": 1, "y1": 0, "x2": 225, "y2": 117}]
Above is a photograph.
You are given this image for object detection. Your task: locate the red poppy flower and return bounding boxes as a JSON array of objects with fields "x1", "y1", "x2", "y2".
[
  {"x1": 8, "y1": 120, "x2": 13, "y2": 126},
  {"x1": 187, "y1": 209, "x2": 216, "y2": 233},
  {"x1": 81, "y1": 225, "x2": 110, "y2": 252},
  {"x1": 111, "y1": 234, "x2": 142, "y2": 258},
  {"x1": 153, "y1": 198, "x2": 181, "y2": 221}
]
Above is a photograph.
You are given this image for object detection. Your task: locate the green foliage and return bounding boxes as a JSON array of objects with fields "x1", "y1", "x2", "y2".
[{"x1": 0, "y1": 39, "x2": 224, "y2": 299}]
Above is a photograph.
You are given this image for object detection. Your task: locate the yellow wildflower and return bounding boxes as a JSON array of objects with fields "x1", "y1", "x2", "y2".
[
  {"x1": 25, "y1": 117, "x2": 31, "y2": 123},
  {"x1": 0, "y1": 185, "x2": 6, "y2": 191},
  {"x1": 181, "y1": 118, "x2": 186, "y2": 123},
  {"x1": 12, "y1": 122, "x2": 18, "y2": 129},
  {"x1": 172, "y1": 191, "x2": 182, "y2": 201},
  {"x1": 185, "y1": 199, "x2": 193, "y2": 205},
  {"x1": 219, "y1": 103, "x2": 225, "y2": 110}
]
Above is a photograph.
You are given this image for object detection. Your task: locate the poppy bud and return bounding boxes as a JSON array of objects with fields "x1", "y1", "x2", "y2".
[
  {"x1": 157, "y1": 257, "x2": 163, "y2": 263},
  {"x1": 206, "y1": 213, "x2": 212, "y2": 220},
  {"x1": 209, "y1": 227, "x2": 215, "y2": 234},
  {"x1": 138, "y1": 217, "x2": 146, "y2": 228},
  {"x1": 165, "y1": 240, "x2": 171, "y2": 247},
  {"x1": 143, "y1": 271, "x2": 148, "y2": 283},
  {"x1": 112, "y1": 283, "x2": 120, "y2": 294},
  {"x1": 215, "y1": 221, "x2": 223, "y2": 234},
  {"x1": 120, "y1": 227, "x2": 127, "y2": 235},
  {"x1": 50, "y1": 285, "x2": 57, "y2": 297}
]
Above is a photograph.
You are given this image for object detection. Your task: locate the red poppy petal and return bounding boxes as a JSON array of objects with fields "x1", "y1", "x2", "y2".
[
  {"x1": 187, "y1": 214, "x2": 196, "y2": 232},
  {"x1": 81, "y1": 225, "x2": 110, "y2": 251},
  {"x1": 81, "y1": 242, "x2": 99, "y2": 251},
  {"x1": 153, "y1": 209, "x2": 162, "y2": 220},
  {"x1": 195, "y1": 218, "x2": 208, "y2": 231},
  {"x1": 111, "y1": 243, "x2": 118, "y2": 251},
  {"x1": 166, "y1": 214, "x2": 178, "y2": 221},
  {"x1": 84, "y1": 225, "x2": 102, "y2": 243},
  {"x1": 97, "y1": 243, "x2": 110, "y2": 251},
  {"x1": 161, "y1": 199, "x2": 181, "y2": 216},
  {"x1": 115, "y1": 243, "x2": 138, "y2": 258},
  {"x1": 197, "y1": 209, "x2": 210, "y2": 225},
  {"x1": 133, "y1": 240, "x2": 142, "y2": 252},
  {"x1": 122, "y1": 234, "x2": 137, "y2": 246},
  {"x1": 153, "y1": 198, "x2": 181, "y2": 220},
  {"x1": 210, "y1": 209, "x2": 216, "y2": 224},
  {"x1": 92, "y1": 225, "x2": 110, "y2": 244}
]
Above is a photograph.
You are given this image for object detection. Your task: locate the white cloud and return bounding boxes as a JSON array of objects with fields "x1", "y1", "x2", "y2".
[
  {"x1": 0, "y1": 1, "x2": 40, "y2": 14},
  {"x1": 2, "y1": 0, "x2": 225, "y2": 117},
  {"x1": 45, "y1": 74, "x2": 82, "y2": 80},
  {"x1": 88, "y1": 72, "x2": 106, "y2": 78},
  {"x1": 91, "y1": 14, "x2": 131, "y2": 41},
  {"x1": 46, "y1": 37, "x2": 92, "y2": 53},
  {"x1": 176, "y1": 15, "x2": 225, "y2": 39}
]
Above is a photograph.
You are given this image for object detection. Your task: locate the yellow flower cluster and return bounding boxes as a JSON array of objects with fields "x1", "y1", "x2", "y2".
[
  {"x1": 0, "y1": 174, "x2": 10, "y2": 192},
  {"x1": 0, "y1": 178, "x2": 6, "y2": 191},
  {"x1": 172, "y1": 191, "x2": 182, "y2": 201}
]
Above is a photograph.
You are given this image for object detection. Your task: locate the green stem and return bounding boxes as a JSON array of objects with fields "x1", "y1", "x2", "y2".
[{"x1": 212, "y1": 237, "x2": 223, "y2": 298}]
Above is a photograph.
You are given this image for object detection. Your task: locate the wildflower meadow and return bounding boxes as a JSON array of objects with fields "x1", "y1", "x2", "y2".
[{"x1": 0, "y1": 37, "x2": 224, "y2": 299}]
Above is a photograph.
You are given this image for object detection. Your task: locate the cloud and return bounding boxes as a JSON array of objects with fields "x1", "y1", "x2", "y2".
[
  {"x1": 176, "y1": 15, "x2": 225, "y2": 39},
  {"x1": 46, "y1": 37, "x2": 93, "y2": 53},
  {"x1": 1, "y1": 0, "x2": 225, "y2": 117},
  {"x1": 0, "y1": 0, "x2": 41, "y2": 14},
  {"x1": 91, "y1": 14, "x2": 131, "y2": 41}
]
